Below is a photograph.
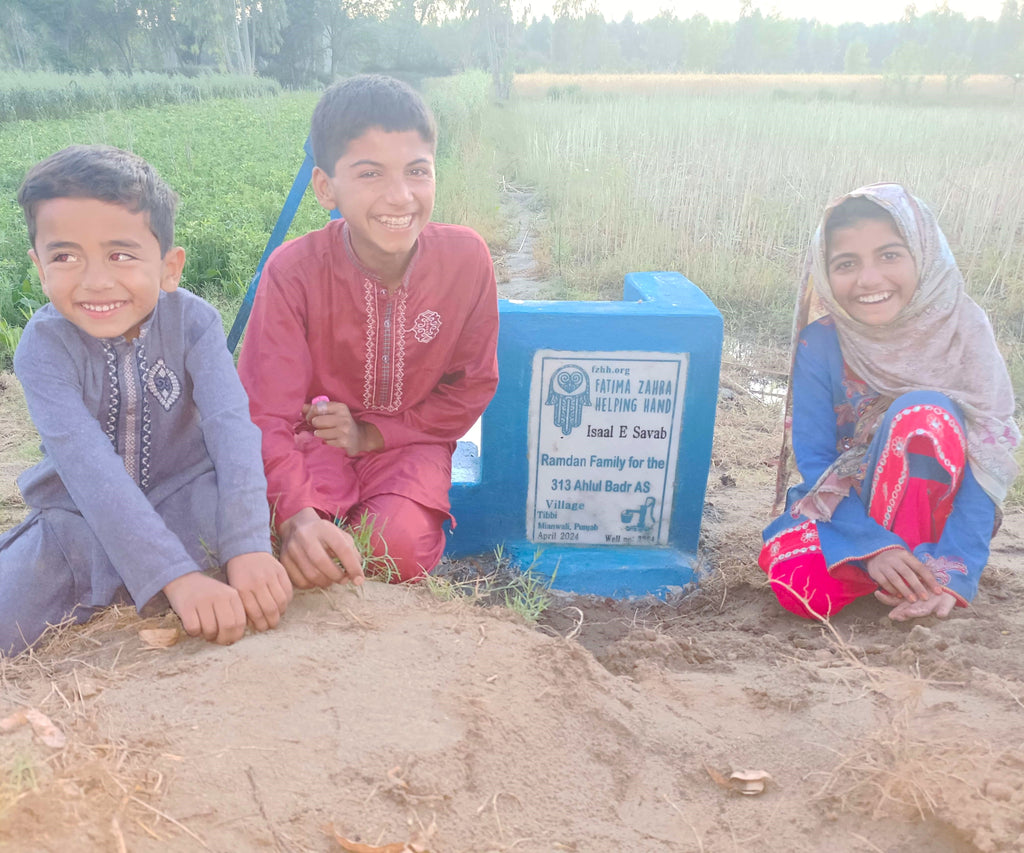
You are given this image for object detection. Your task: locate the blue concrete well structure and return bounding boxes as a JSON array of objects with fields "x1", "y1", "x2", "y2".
[{"x1": 447, "y1": 271, "x2": 722, "y2": 598}]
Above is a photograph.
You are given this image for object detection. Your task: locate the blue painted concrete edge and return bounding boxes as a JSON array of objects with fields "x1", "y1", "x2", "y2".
[
  {"x1": 447, "y1": 270, "x2": 722, "y2": 600},
  {"x1": 497, "y1": 541, "x2": 699, "y2": 598}
]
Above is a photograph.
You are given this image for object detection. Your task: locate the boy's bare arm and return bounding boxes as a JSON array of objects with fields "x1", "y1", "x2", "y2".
[
  {"x1": 225, "y1": 552, "x2": 293, "y2": 631},
  {"x1": 278, "y1": 508, "x2": 365, "y2": 590}
]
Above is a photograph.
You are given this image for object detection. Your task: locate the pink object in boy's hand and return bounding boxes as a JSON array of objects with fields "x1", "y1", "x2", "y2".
[{"x1": 311, "y1": 395, "x2": 329, "y2": 413}]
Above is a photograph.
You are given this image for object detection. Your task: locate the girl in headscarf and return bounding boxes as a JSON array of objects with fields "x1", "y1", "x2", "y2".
[{"x1": 760, "y1": 183, "x2": 1019, "y2": 621}]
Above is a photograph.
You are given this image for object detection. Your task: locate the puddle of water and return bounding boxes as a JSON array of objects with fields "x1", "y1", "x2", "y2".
[
  {"x1": 724, "y1": 336, "x2": 788, "y2": 407},
  {"x1": 746, "y1": 377, "x2": 787, "y2": 405}
]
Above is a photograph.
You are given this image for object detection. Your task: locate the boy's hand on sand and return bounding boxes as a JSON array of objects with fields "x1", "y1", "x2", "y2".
[
  {"x1": 303, "y1": 401, "x2": 383, "y2": 456},
  {"x1": 226, "y1": 552, "x2": 293, "y2": 631},
  {"x1": 875, "y1": 588, "x2": 957, "y2": 620},
  {"x1": 163, "y1": 572, "x2": 246, "y2": 645},
  {"x1": 865, "y1": 548, "x2": 942, "y2": 604},
  {"x1": 278, "y1": 507, "x2": 365, "y2": 590}
]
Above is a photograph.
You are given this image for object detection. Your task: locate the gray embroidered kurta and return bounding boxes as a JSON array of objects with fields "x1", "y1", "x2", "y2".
[{"x1": 0, "y1": 289, "x2": 271, "y2": 653}]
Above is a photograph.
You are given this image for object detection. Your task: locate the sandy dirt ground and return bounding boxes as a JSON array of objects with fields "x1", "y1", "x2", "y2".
[
  {"x1": 2, "y1": 201, "x2": 1024, "y2": 852},
  {"x1": 2, "y1": 352, "x2": 1024, "y2": 853}
]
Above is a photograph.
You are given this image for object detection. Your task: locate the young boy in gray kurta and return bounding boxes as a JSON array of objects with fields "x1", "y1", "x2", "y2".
[{"x1": 0, "y1": 145, "x2": 292, "y2": 656}]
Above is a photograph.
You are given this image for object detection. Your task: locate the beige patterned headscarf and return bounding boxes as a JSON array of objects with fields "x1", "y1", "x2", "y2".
[{"x1": 774, "y1": 183, "x2": 1019, "y2": 514}]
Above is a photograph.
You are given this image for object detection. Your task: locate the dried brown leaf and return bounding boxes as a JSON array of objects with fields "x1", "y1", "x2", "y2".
[
  {"x1": 0, "y1": 709, "x2": 28, "y2": 733},
  {"x1": 139, "y1": 628, "x2": 181, "y2": 649},
  {"x1": 702, "y1": 760, "x2": 731, "y2": 789},
  {"x1": 25, "y1": 708, "x2": 66, "y2": 749}
]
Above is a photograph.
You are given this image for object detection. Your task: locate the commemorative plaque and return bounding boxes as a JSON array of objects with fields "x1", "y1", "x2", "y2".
[{"x1": 527, "y1": 350, "x2": 687, "y2": 547}]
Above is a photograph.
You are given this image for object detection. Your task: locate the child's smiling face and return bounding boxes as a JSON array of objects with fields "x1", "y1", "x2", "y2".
[
  {"x1": 29, "y1": 197, "x2": 185, "y2": 341},
  {"x1": 312, "y1": 127, "x2": 435, "y2": 284},
  {"x1": 827, "y1": 218, "x2": 918, "y2": 326}
]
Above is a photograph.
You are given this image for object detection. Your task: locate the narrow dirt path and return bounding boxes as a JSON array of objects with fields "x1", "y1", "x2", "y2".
[{"x1": 492, "y1": 186, "x2": 562, "y2": 301}]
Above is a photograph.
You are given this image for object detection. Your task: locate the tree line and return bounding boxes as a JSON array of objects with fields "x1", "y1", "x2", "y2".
[{"x1": 2, "y1": 0, "x2": 1022, "y2": 89}]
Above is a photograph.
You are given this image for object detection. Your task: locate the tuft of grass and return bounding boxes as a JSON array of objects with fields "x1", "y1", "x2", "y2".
[
  {"x1": 0, "y1": 753, "x2": 38, "y2": 819},
  {"x1": 336, "y1": 510, "x2": 400, "y2": 583},
  {"x1": 499, "y1": 567, "x2": 556, "y2": 623},
  {"x1": 267, "y1": 506, "x2": 400, "y2": 583},
  {"x1": 427, "y1": 545, "x2": 555, "y2": 623},
  {"x1": 493, "y1": 545, "x2": 558, "y2": 623},
  {"x1": 755, "y1": 573, "x2": 1015, "y2": 840}
]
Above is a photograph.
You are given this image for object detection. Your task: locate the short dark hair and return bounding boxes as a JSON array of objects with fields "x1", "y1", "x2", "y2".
[
  {"x1": 310, "y1": 75, "x2": 437, "y2": 176},
  {"x1": 17, "y1": 145, "x2": 178, "y2": 255},
  {"x1": 824, "y1": 196, "x2": 898, "y2": 252}
]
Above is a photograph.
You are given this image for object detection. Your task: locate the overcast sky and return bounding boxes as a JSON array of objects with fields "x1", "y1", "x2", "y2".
[{"x1": 522, "y1": 0, "x2": 1006, "y2": 26}]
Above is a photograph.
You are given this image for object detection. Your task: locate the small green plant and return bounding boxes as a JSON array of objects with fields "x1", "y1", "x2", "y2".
[
  {"x1": 266, "y1": 506, "x2": 399, "y2": 584},
  {"x1": 491, "y1": 542, "x2": 509, "y2": 570},
  {"x1": 0, "y1": 319, "x2": 21, "y2": 368},
  {"x1": 423, "y1": 570, "x2": 477, "y2": 603},
  {"x1": 497, "y1": 549, "x2": 557, "y2": 623},
  {"x1": 0, "y1": 753, "x2": 38, "y2": 817},
  {"x1": 336, "y1": 510, "x2": 400, "y2": 583},
  {"x1": 426, "y1": 545, "x2": 556, "y2": 623}
]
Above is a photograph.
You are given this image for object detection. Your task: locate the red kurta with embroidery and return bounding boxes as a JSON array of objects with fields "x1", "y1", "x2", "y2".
[{"x1": 238, "y1": 220, "x2": 499, "y2": 524}]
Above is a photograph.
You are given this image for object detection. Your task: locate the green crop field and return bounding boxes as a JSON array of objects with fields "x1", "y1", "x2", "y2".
[
  {"x1": 0, "y1": 90, "x2": 322, "y2": 353},
  {"x1": 502, "y1": 75, "x2": 1024, "y2": 350},
  {"x1": 0, "y1": 72, "x2": 499, "y2": 362},
  {"x1": 1, "y1": 72, "x2": 1023, "y2": 395}
]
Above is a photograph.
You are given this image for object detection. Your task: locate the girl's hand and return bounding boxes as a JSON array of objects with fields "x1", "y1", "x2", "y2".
[
  {"x1": 226, "y1": 552, "x2": 293, "y2": 631},
  {"x1": 163, "y1": 572, "x2": 246, "y2": 645},
  {"x1": 302, "y1": 400, "x2": 383, "y2": 456},
  {"x1": 865, "y1": 548, "x2": 942, "y2": 603},
  {"x1": 875, "y1": 589, "x2": 957, "y2": 621}
]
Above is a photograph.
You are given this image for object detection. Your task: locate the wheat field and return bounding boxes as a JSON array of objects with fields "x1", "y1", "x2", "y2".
[{"x1": 496, "y1": 75, "x2": 1024, "y2": 366}]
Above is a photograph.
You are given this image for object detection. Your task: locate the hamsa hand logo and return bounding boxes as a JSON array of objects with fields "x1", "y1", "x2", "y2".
[{"x1": 546, "y1": 364, "x2": 591, "y2": 436}]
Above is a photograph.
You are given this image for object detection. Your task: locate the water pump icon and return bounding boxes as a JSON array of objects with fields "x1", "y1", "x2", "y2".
[{"x1": 621, "y1": 497, "x2": 656, "y2": 532}]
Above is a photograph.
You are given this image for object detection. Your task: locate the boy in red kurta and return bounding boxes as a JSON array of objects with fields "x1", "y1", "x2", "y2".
[{"x1": 238, "y1": 75, "x2": 499, "y2": 589}]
